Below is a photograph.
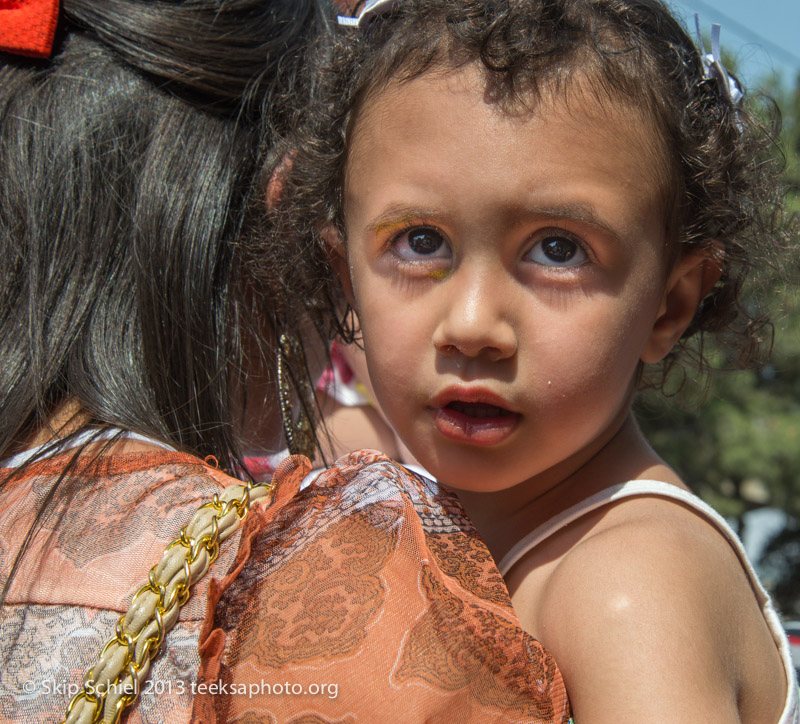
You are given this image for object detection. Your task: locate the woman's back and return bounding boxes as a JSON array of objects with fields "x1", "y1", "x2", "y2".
[{"x1": 0, "y1": 1, "x2": 335, "y2": 719}]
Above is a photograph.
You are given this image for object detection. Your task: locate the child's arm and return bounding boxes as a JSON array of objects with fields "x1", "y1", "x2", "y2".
[{"x1": 510, "y1": 497, "x2": 787, "y2": 723}]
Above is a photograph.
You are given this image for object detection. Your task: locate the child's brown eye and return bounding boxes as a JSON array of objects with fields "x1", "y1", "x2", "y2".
[
  {"x1": 408, "y1": 228, "x2": 445, "y2": 255},
  {"x1": 543, "y1": 238, "x2": 577, "y2": 263},
  {"x1": 393, "y1": 226, "x2": 451, "y2": 262},
  {"x1": 525, "y1": 232, "x2": 588, "y2": 268}
]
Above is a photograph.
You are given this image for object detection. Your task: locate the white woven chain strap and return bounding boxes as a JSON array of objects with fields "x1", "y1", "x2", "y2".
[{"x1": 61, "y1": 479, "x2": 274, "y2": 724}]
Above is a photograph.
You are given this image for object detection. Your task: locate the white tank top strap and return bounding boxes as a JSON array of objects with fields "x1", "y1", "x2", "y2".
[
  {"x1": 498, "y1": 479, "x2": 751, "y2": 576},
  {"x1": 497, "y1": 479, "x2": 799, "y2": 724}
]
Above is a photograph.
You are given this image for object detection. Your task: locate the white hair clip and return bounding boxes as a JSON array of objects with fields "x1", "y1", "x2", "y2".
[
  {"x1": 337, "y1": 0, "x2": 398, "y2": 27},
  {"x1": 694, "y1": 14, "x2": 743, "y2": 106}
]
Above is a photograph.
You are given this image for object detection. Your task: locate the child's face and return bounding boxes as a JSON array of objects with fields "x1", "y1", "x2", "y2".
[{"x1": 336, "y1": 66, "x2": 692, "y2": 493}]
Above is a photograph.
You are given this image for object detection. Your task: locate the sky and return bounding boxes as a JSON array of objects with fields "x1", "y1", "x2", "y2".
[{"x1": 667, "y1": 0, "x2": 800, "y2": 90}]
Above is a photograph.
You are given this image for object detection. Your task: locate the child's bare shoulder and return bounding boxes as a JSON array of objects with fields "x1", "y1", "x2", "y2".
[
  {"x1": 513, "y1": 493, "x2": 745, "y2": 633},
  {"x1": 510, "y1": 493, "x2": 785, "y2": 723},
  {"x1": 545, "y1": 493, "x2": 748, "y2": 619}
]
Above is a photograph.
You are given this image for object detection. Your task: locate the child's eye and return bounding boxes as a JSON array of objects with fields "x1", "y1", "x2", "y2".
[
  {"x1": 525, "y1": 232, "x2": 588, "y2": 267},
  {"x1": 392, "y1": 227, "x2": 451, "y2": 261}
]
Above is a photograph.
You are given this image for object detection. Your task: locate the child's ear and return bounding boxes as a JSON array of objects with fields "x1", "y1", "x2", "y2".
[
  {"x1": 321, "y1": 225, "x2": 356, "y2": 308},
  {"x1": 641, "y1": 246, "x2": 723, "y2": 364}
]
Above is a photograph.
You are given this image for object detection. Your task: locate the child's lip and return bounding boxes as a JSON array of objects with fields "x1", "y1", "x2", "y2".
[
  {"x1": 429, "y1": 387, "x2": 520, "y2": 446},
  {"x1": 431, "y1": 386, "x2": 518, "y2": 412}
]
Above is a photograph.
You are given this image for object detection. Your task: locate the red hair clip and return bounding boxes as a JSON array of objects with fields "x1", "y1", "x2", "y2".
[{"x1": 0, "y1": 0, "x2": 60, "y2": 58}]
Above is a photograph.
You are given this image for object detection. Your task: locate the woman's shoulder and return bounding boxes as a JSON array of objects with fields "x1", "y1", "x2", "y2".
[
  {"x1": 194, "y1": 450, "x2": 573, "y2": 724},
  {"x1": 244, "y1": 449, "x2": 486, "y2": 590},
  {"x1": 2, "y1": 446, "x2": 240, "y2": 534},
  {"x1": 304, "y1": 448, "x2": 464, "y2": 516},
  {"x1": 0, "y1": 447, "x2": 240, "y2": 611}
]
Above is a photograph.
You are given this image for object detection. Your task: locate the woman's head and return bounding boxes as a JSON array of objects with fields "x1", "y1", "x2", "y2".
[
  {"x1": 0, "y1": 0, "x2": 334, "y2": 467},
  {"x1": 285, "y1": 0, "x2": 787, "y2": 384}
]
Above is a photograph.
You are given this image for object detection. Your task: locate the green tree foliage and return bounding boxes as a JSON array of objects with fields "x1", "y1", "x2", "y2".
[
  {"x1": 765, "y1": 72, "x2": 800, "y2": 216},
  {"x1": 637, "y1": 70, "x2": 800, "y2": 615}
]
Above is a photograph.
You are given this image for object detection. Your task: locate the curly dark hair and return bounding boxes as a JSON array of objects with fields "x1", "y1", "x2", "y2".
[{"x1": 279, "y1": 0, "x2": 791, "y2": 387}]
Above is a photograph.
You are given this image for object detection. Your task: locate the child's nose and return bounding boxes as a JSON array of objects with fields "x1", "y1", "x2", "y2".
[{"x1": 432, "y1": 270, "x2": 517, "y2": 362}]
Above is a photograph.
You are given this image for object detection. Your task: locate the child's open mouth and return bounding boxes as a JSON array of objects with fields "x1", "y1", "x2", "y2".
[
  {"x1": 446, "y1": 401, "x2": 511, "y2": 418},
  {"x1": 432, "y1": 399, "x2": 520, "y2": 446}
]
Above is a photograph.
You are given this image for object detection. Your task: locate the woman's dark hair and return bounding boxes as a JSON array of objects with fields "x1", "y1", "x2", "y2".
[
  {"x1": 281, "y1": 0, "x2": 792, "y2": 385},
  {"x1": 0, "y1": 0, "x2": 337, "y2": 468}
]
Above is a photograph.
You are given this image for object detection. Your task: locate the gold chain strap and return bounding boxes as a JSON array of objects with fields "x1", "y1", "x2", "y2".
[{"x1": 61, "y1": 478, "x2": 274, "y2": 724}]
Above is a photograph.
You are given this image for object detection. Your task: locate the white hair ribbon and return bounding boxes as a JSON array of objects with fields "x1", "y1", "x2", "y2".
[
  {"x1": 694, "y1": 14, "x2": 744, "y2": 106},
  {"x1": 337, "y1": 0, "x2": 398, "y2": 27}
]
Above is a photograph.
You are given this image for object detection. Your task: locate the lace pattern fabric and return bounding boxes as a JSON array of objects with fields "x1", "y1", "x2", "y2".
[{"x1": 0, "y1": 449, "x2": 571, "y2": 723}]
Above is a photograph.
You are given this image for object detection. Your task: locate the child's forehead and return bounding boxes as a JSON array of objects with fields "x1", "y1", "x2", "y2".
[
  {"x1": 349, "y1": 63, "x2": 674, "y2": 218},
  {"x1": 344, "y1": 63, "x2": 676, "y2": 272}
]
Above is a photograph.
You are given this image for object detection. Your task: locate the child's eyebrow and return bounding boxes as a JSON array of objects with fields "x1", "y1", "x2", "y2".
[
  {"x1": 516, "y1": 203, "x2": 619, "y2": 239},
  {"x1": 365, "y1": 202, "x2": 620, "y2": 240},
  {"x1": 367, "y1": 206, "x2": 439, "y2": 235}
]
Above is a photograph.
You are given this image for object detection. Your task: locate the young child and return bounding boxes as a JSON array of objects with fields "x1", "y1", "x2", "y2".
[{"x1": 282, "y1": 0, "x2": 800, "y2": 721}]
